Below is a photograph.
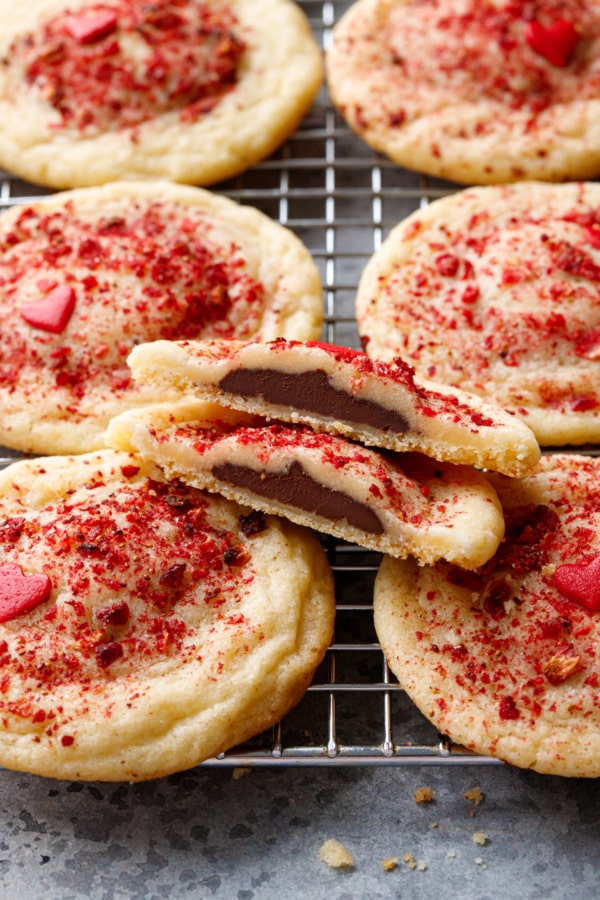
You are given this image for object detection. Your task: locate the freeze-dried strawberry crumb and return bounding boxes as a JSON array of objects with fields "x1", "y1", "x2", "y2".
[
  {"x1": 499, "y1": 695, "x2": 520, "y2": 720},
  {"x1": 95, "y1": 640, "x2": 124, "y2": 668}
]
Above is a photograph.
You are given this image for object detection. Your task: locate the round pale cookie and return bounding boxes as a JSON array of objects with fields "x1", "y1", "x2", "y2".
[
  {"x1": 0, "y1": 0, "x2": 323, "y2": 188},
  {"x1": 0, "y1": 180, "x2": 322, "y2": 456},
  {"x1": 374, "y1": 454, "x2": 600, "y2": 777},
  {"x1": 327, "y1": 0, "x2": 600, "y2": 185},
  {"x1": 107, "y1": 399, "x2": 505, "y2": 570},
  {"x1": 127, "y1": 338, "x2": 540, "y2": 476},
  {"x1": 0, "y1": 449, "x2": 334, "y2": 781},
  {"x1": 357, "y1": 182, "x2": 600, "y2": 446}
]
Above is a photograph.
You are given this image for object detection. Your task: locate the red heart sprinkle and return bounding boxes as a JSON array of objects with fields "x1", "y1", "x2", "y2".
[
  {"x1": 553, "y1": 556, "x2": 600, "y2": 612},
  {"x1": 20, "y1": 285, "x2": 76, "y2": 334},
  {"x1": 64, "y1": 11, "x2": 118, "y2": 44},
  {"x1": 0, "y1": 563, "x2": 52, "y2": 623},
  {"x1": 524, "y1": 20, "x2": 579, "y2": 67}
]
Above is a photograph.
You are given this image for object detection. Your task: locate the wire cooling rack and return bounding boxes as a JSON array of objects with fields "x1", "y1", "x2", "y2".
[{"x1": 0, "y1": 0, "x2": 501, "y2": 767}]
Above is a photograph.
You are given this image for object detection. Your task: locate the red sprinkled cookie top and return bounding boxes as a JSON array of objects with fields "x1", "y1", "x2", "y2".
[
  {"x1": 364, "y1": 187, "x2": 600, "y2": 419},
  {"x1": 0, "y1": 470, "x2": 256, "y2": 734},
  {"x1": 418, "y1": 456, "x2": 600, "y2": 732},
  {"x1": 0, "y1": 199, "x2": 267, "y2": 417},
  {"x1": 10, "y1": 0, "x2": 246, "y2": 135},
  {"x1": 346, "y1": 0, "x2": 600, "y2": 131}
]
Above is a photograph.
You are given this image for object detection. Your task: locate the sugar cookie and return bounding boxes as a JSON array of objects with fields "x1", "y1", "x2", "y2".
[
  {"x1": 357, "y1": 182, "x2": 600, "y2": 445},
  {"x1": 0, "y1": 0, "x2": 323, "y2": 187},
  {"x1": 0, "y1": 181, "x2": 322, "y2": 455},
  {"x1": 0, "y1": 449, "x2": 334, "y2": 781},
  {"x1": 327, "y1": 0, "x2": 600, "y2": 184},
  {"x1": 375, "y1": 454, "x2": 600, "y2": 777}
]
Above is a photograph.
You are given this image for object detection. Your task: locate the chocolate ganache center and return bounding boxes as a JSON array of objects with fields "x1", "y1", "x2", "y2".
[
  {"x1": 212, "y1": 460, "x2": 384, "y2": 534},
  {"x1": 218, "y1": 368, "x2": 409, "y2": 433}
]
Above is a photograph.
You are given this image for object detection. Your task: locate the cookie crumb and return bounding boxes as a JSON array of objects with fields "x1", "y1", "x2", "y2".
[
  {"x1": 475, "y1": 856, "x2": 488, "y2": 870},
  {"x1": 447, "y1": 849, "x2": 456, "y2": 859},
  {"x1": 464, "y1": 786, "x2": 484, "y2": 805},
  {"x1": 232, "y1": 767, "x2": 251, "y2": 781},
  {"x1": 473, "y1": 831, "x2": 489, "y2": 846},
  {"x1": 382, "y1": 856, "x2": 398, "y2": 871},
  {"x1": 403, "y1": 852, "x2": 427, "y2": 871},
  {"x1": 319, "y1": 839, "x2": 355, "y2": 869},
  {"x1": 414, "y1": 786, "x2": 435, "y2": 803}
]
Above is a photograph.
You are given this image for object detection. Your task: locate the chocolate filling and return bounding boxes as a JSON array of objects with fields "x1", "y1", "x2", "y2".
[
  {"x1": 218, "y1": 368, "x2": 409, "y2": 433},
  {"x1": 212, "y1": 460, "x2": 384, "y2": 534}
]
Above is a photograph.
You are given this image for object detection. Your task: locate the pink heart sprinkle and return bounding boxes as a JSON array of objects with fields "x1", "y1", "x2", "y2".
[
  {"x1": 64, "y1": 11, "x2": 118, "y2": 44},
  {"x1": 524, "y1": 20, "x2": 579, "y2": 67},
  {"x1": 553, "y1": 555, "x2": 600, "y2": 612},
  {"x1": 0, "y1": 563, "x2": 52, "y2": 623},
  {"x1": 20, "y1": 285, "x2": 76, "y2": 334}
]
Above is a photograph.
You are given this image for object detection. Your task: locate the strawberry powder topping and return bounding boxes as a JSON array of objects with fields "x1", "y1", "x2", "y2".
[
  {"x1": 11, "y1": 0, "x2": 246, "y2": 135},
  {"x1": 0, "y1": 199, "x2": 267, "y2": 414}
]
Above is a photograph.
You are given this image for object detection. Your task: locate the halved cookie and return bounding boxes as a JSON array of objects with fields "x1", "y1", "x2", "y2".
[
  {"x1": 127, "y1": 337, "x2": 540, "y2": 476},
  {"x1": 107, "y1": 399, "x2": 505, "y2": 569},
  {"x1": 0, "y1": 449, "x2": 334, "y2": 781},
  {"x1": 0, "y1": 181, "x2": 322, "y2": 455},
  {"x1": 374, "y1": 454, "x2": 600, "y2": 777},
  {"x1": 0, "y1": 0, "x2": 323, "y2": 188}
]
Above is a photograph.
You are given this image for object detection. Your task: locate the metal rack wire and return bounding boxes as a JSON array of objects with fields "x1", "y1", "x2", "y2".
[{"x1": 0, "y1": 0, "x2": 502, "y2": 767}]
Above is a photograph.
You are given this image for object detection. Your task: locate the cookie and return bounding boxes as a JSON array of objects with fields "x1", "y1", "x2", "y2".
[
  {"x1": 0, "y1": 180, "x2": 322, "y2": 456},
  {"x1": 0, "y1": 449, "x2": 334, "y2": 781},
  {"x1": 357, "y1": 182, "x2": 600, "y2": 446},
  {"x1": 327, "y1": 0, "x2": 600, "y2": 185},
  {"x1": 0, "y1": 0, "x2": 322, "y2": 188},
  {"x1": 374, "y1": 454, "x2": 600, "y2": 777},
  {"x1": 107, "y1": 399, "x2": 505, "y2": 569},
  {"x1": 127, "y1": 337, "x2": 540, "y2": 476}
]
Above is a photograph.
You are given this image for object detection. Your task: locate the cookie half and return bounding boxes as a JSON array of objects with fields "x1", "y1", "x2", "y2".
[
  {"x1": 357, "y1": 182, "x2": 600, "y2": 445},
  {"x1": 127, "y1": 338, "x2": 540, "y2": 476},
  {"x1": 107, "y1": 399, "x2": 505, "y2": 569},
  {"x1": 374, "y1": 454, "x2": 600, "y2": 777},
  {"x1": 0, "y1": 449, "x2": 334, "y2": 781},
  {"x1": 0, "y1": 0, "x2": 322, "y2": 188},
  {"x1": 0, "y1": 181, "x2": 322, "y2": 455},
  {"x1": 327, "y1": 0, "x2": 600, "y2": 184}
]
